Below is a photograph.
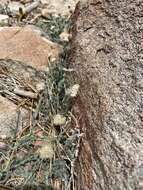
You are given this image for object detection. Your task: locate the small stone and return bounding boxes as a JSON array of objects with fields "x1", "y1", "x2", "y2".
[
  {"x1": 41, "y1": 9, "x2": 49, "y2": 19},
  {"x1": 8, "y1": 1, "x2": 24, "y2": 15},
  {"x1": 41, "y1": 0, "x2": 78, "y2": 17},
  {"x1": 41, "y1": 0, "x2": 50, "y2": 4},
  {"x1": 0, "y1": 135, "x2": 7, "y2": 140},
  {"x1": 0, "y1": 14, "x2": 9, "y2": 25},
  {"x1": 0, "y1": 142, "x2": 7, "y2": 150}
]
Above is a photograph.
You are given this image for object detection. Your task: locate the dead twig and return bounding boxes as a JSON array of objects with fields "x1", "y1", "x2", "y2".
[
  {"x1": 14, "y1": 88, "x2": 38, "y2": 99},
  {"x1": 19, "y1": 0, "x2": 40, "y2": 16}
]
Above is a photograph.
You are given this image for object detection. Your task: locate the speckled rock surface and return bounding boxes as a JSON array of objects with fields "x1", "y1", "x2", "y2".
[{"x1": 70, "y1": 1, "x2": 143, "y2": 189}]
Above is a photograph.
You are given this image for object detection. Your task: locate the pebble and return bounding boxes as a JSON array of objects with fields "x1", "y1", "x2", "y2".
[{"x1": 0, "y1": 14, "x2": 9, "y2": 25}]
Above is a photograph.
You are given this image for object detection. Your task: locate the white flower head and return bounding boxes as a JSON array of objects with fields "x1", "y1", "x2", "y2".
[
  {"x1": 60, "y1": 29, "x2": 71, "y2": 42},
  {"x1": 66, "y1": 84, "x2": 80, "y2": 97},
  {"x1": 38, "y1": 142, "x2": 54, "y2": 159},
  {"x1": 53, "y1": 114, "x2": 66, "y2": 126}
]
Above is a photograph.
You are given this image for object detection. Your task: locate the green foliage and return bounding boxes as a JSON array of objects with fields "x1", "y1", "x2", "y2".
[
  {"x1": 0, "y1": 13, "x2": 80, "y2": 190},
  {"x1": 36, "y1": 16, "x2": 71, "y2": 43}
]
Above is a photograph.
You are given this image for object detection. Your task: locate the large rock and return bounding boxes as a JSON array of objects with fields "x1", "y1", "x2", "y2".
[
  {"x1": 0, "y1": 26, "x2": 63, "y2": 70},
  {"x1": 70, "y1": 1, "x2": 143, "y2": 190},
  {"x1": 0, "y1": 95, "x2": 28, "y2": 139}
]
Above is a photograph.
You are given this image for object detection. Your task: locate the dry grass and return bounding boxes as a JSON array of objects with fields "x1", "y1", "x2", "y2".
[{"x1": 0, "y1": 12, "x2": 81, "y2": 190}]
